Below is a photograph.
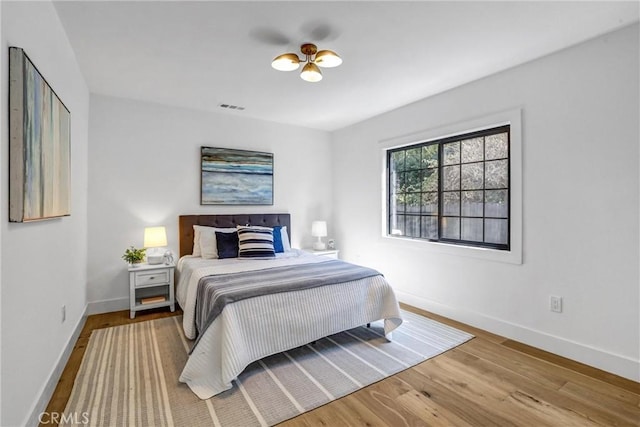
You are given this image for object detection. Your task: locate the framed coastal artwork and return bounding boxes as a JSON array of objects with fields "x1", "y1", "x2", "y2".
[
  {"x1": 9, "y1": 47, "x2": 71, "y2": 222},
  {"x1": 201, "y1": 147, "x2": 274, "y2": 205}
]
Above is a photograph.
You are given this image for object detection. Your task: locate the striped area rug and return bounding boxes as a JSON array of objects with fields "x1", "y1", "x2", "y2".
[{"x1": 63, "y1": 310, "x2": 473, "y2": 426}]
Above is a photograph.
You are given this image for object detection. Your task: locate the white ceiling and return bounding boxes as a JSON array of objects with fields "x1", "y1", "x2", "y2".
[{"x1": 53, "y1": 1, "x2": 639, "y2": 131}]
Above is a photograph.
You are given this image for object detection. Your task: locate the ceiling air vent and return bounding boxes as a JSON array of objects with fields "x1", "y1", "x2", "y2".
[{"x1": 218, "y1": 103, "x2": 245, "y2": 111}]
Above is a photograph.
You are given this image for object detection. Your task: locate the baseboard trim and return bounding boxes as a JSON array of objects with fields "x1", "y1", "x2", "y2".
[
  {"x1": 86, "y1": 296, "x2": 128, "y2": 315},
  {"x1": 396, "y1": 290, "x2": 639, "y2": 382},
  {"x1": 24, "y1": 305, "x2": 87, "y2": 427}
]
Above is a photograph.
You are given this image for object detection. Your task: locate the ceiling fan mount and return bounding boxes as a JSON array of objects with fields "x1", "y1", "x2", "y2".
[{"x1": 300, "y1": 43, "x2": 317, "y2": 56}]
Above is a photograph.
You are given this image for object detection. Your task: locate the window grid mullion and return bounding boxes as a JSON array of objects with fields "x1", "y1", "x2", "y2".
[
  {"x1": 419, "y1": 147, "x2": 424, "y2": 239},
  {"x1": 482, "y1": 136, "x2": 486, "y2": 243},
  {"x1": 437, "y1": 143, "x2": 443, "y2": 240}
]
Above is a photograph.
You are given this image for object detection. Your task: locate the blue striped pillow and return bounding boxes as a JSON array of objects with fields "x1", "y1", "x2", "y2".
[{"x1": 237, "y1": 226, "x2": 276, "y2": 259}]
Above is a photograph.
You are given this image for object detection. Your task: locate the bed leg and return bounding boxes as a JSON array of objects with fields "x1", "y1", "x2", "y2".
[{"x1": 366, "y1": 323, "x2": 370, "y2": 328}]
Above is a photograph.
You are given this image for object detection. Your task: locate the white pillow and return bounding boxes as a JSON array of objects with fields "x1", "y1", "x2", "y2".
[
  {"x1": 192, "y1": 225, "x2": 236, "y2": 257},
  {"x1": 200, "y1": 231, "x2": 215, "y2": 259}
]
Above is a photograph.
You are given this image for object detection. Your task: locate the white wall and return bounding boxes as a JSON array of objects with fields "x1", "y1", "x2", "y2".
[
  {"x1": 1, "y1": 1, "x2": 90, "y2": 425},
  {"x1": 87, "y1": 95, "x2": 332, "y2": 312},
  {"x1": 332, "y1": 24, "x2": 639, "y2": 380},
  {"x1": 0, "y1": 1, "x2": 3, "y2": 422}
]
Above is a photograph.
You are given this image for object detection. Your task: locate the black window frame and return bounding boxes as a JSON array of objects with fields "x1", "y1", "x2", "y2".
[{"x1": 387, "y1": 125, "x2": 510, "y2": 251}]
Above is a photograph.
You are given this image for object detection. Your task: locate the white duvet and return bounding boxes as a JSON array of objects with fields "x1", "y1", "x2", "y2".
[{"x1": 176, "y1": 250, "x2": 403, "y2": 399}]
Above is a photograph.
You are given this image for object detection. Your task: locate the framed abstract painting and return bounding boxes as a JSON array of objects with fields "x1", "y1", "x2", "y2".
[
  {"x1": 9, "y1": 47, "x2": 71, "y2": 222},
  {"x1": 201, "y1": 147, "x2": 273, "y2": 205}
]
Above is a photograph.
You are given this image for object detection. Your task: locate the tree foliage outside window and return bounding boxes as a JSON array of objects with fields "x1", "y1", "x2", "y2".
[{"x1": 388, "y1": 125, "x2": 510, "y2": 250}]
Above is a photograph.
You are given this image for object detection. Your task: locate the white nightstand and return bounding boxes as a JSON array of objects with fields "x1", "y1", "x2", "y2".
[
  {"x1": 129, "y1": 263, "x2": 175, "y2": 319},
  {"x1": 307, "y1": 249, "x2": 340, "y2": 259}
]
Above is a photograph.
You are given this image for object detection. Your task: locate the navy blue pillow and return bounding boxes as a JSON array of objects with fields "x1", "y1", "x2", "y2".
[
  {"x1": 215, "y1": 231, "x2": 239, "y2": 259},
  {"x1": 272, "y1": 226, "x2": 284, "y2": 253}
]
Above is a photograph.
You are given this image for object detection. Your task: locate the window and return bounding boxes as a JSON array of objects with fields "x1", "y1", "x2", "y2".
[{"x1": 387, "y1": 125, "x2": 510, "y2": 250}]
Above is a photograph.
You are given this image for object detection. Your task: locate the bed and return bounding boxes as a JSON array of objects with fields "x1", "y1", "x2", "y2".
[{"x1": 176, "y1": 214, "x2": 403, "y2": 399}]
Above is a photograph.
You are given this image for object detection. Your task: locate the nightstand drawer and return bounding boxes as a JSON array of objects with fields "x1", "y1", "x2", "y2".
[{"x1": 135, "y1": 270, "x2": 169, "y2": 286}]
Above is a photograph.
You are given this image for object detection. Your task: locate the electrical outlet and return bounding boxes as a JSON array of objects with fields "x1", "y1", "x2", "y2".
[
  {"x1": 61, "y1": 305, "x2": 66, "y2": 323},
  {"x1": 550, "y1": 296, "x2": 562, "y2": 313}
]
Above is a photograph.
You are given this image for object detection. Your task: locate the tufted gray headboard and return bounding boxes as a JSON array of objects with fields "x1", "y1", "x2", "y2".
[{"x1": 179, "y1": 213, "x2": 291, "y2": 257}]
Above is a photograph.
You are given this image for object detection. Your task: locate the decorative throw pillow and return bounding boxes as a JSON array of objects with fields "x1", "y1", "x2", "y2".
[
  {"x1": 237, "y1": 225, "x2": 275, "y2": 259},
  {"x1": 272, "y1": 225, "x2": 285, "y2": 253},
  {"x1": 280, "y1": 226, "x2": 292, "y2": 252},
  {"x1": 215, "y1": 231, "x2": 239, "y2": 259}
]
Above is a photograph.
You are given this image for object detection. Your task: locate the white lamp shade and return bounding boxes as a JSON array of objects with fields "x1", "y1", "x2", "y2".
[
  {"x1": 315, "y1": 50, "x2": 342, "y2": 68},
  {"x1": 144, "y1": 226, "x2": 167, "y2": 248},
  {"x1": 271, "y1": 53, "x2": 300, "y2": 71},
  {"x1": 300, "y1": 62, "x2": 323, "y2": 82},
  {"x1": 311, "y1": 221, "x2": 327, "y2": 237}
]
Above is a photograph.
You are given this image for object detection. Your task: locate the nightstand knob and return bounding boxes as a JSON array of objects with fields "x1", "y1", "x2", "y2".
[{"x1": 149, "y1": 276, "x2": 155, "y2": 280}]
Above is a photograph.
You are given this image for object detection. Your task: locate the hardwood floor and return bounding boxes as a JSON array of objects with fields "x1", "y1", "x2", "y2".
[{"x1": 43, "y1": 304, "x2": 639, "y2": 426}]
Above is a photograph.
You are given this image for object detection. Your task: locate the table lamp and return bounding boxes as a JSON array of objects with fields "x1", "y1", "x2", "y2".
[
  {"x1": 144, "y1": 226, "x2": 167, "y2": 264},
  {"x1": 311, "y1": 221, "x2": 327, "y2": 250}
]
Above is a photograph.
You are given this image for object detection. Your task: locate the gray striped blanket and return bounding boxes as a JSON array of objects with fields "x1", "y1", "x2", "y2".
[{"x1": 192, "y1": 260, "x2": 382, "y2": 352}]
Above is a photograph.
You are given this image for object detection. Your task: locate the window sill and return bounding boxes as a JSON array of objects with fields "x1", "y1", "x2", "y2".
[{"x1": 380, "y1": 234, "x2": 522, "y2": 264}]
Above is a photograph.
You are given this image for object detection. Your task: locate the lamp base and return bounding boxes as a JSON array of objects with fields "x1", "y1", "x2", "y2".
[
  {"x1": 313, "y1": 241, "x2": 326, "y2": 251},
  {"x1": 147, "y1": 254, "x2": 164, "y2": 265}
]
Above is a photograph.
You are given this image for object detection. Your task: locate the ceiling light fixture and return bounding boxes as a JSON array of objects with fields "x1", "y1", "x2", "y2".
[{"x1": 272, "y1": 43, "x2": 342, "y2": 83}]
